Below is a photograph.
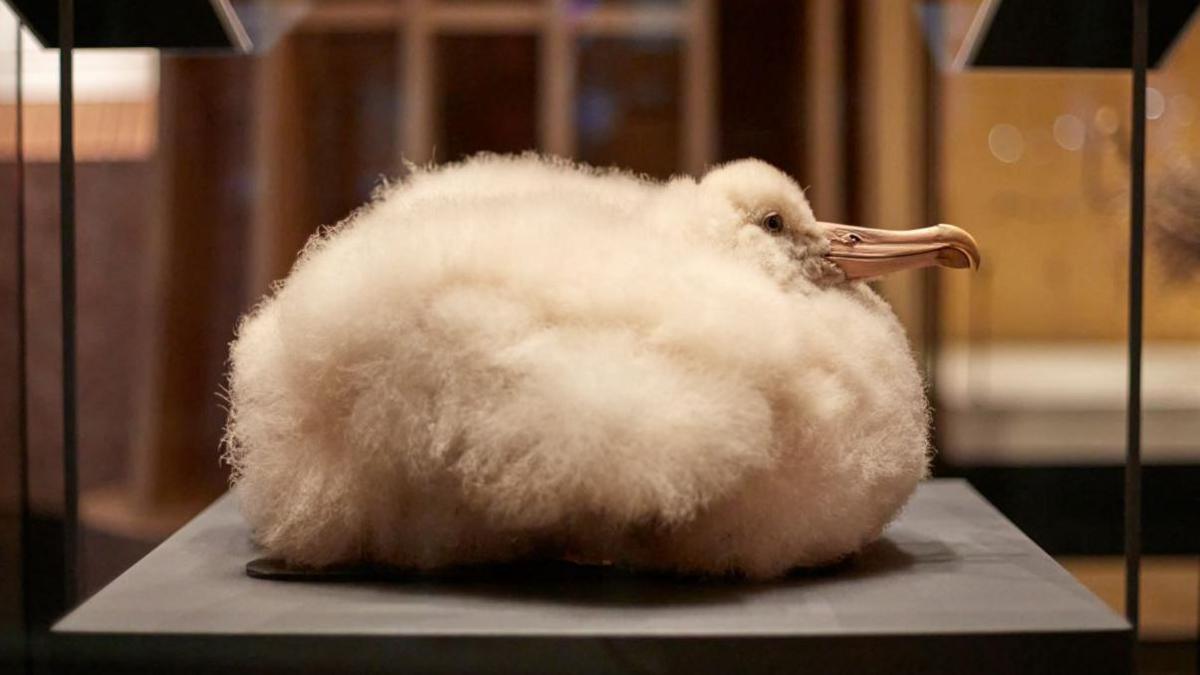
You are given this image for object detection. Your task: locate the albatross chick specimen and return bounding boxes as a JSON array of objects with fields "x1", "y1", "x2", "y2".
[{"x1": 224, "y1": 155, "x2": 979, "y2": 579}]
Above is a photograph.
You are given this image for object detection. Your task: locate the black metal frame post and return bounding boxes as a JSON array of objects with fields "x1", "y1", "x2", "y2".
[
  {"x1": 922, "y1": 0, "x2": 945, "y2": 468},
  {"x1": 58, "y1": 0, "x2": 78, "y2": 611},
  {"x1": 1125, "y1": 0, "x2": 1146, "y2": 634}
]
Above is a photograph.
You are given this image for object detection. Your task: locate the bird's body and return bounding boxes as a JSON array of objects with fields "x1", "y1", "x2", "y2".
[{"x1": 225, "y1": 154, "x2": 974, "y2": 579}]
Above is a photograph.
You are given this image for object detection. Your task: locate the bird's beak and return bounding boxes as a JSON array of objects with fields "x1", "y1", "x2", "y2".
[{"x1": 818, "y1": 222, "x2": 980, "y2": 280}]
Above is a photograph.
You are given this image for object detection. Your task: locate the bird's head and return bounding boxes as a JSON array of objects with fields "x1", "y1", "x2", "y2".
[{"x1": 699, "y1": 159, "x2": 980, "y2": 287}]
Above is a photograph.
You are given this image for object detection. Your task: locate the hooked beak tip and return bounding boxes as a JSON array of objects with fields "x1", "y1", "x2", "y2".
[{"x1": 934, "y1": 223, "x2": 981, "y2": 271}]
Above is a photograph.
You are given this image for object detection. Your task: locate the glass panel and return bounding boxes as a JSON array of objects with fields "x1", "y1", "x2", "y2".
[
  {"x1": 13, "y1": 17, "x2": 68, "y2": 630},
  {"x1": 581, "y1": 0, "x2": 682, "y2": 7},
  {"x1": 0, "y1": 6, "x2": 24, "y2": 667},
  {"x1": 576, "y1": 36, "x2": 679, "y2": 178},
  {"x1": 1143, "y1": 8, "x2": 1200, "y2": 570},
  {"x1": 935, "y1": 67, "x2": 1200, "y2": 474},
  {"x1": 934, "y1": 4, "x2": 1200, "y2": 646},
  {"x1": 716, "y1": 0, "x2": 802, "y2": 175},
  {"x1": 937, "y1": 64, "x2": 1133, "y2": 499},
  {"x1": 72, "y1": 45, "x2": 166, "y2": 595},
  {"x1": 435, "y1": 34, "x2": 538, "y2": 162},
  {"x1": 293, "y1": 31, "x2": 399, "y2": 227}
]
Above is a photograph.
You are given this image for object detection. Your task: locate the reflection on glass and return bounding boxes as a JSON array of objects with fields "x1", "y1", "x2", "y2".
[
  {"x1": 294, "y1": 31, "x2": 399, "y2": 225},
  {"x1": 576, "y1": 36, "x2": 679, "y2": 177},
  {"x1": 436, "y1": 34, "x2": 538, "y2": 162},
  {"x1": 938, "y1": 15, "x2": 1200, "y2": 484},
  {"x1": 0, "y1": 4, "x2": 23, "y2": 655}
]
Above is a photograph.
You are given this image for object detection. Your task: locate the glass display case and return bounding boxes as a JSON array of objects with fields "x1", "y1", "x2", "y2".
[{"x1": 2, "y1": 1, "x2": 1197, "y2": 672}]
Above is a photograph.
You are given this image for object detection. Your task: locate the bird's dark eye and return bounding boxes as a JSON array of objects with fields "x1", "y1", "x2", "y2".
[
  {"x1": 845, "y1": 233, "x2": 862, "y2": 244},
  {"x1": 761, "y1": 212, "x2": 784, "y2": 234}
]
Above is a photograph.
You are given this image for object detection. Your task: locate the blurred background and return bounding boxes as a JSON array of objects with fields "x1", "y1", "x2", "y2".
[{"x1": 0, "y1": 0, "x2": 1197, "y2": 671}]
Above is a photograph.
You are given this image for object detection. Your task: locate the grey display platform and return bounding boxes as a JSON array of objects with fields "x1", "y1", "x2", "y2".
[{"x1": 53, "y1": 479, "x2": 1130, "y2": 674}]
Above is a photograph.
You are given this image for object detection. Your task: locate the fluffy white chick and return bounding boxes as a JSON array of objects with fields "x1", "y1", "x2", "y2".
[{"x1": 223, "y1": 153, "x2": 979, "y2": 579}]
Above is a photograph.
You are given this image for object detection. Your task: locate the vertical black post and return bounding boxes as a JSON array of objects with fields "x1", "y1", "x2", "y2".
[
  {"x1": 1125, "y1": 0, "x2": 1146, "y2": 633},
  {"x1": 922, "y1": 0, "x2": 944, "y2": 470},
  {"x1": 59, "y1": 0, "x2": 78, "y2": 610}
]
